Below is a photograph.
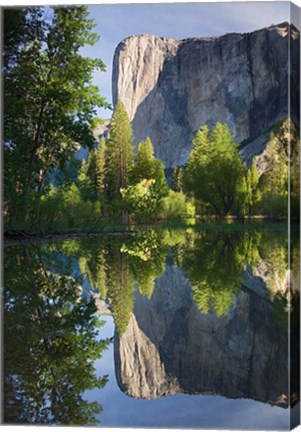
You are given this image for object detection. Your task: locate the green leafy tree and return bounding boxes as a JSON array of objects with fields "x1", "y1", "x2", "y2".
[
  {"x1": 235, "y1": 176, "x2": 248, "y2": 219},
  {"x1": 38, "y1": 182, "x2": 102, "y2": 230},
  {"x1": 3, "y1": 7, "x2": 45, "y2": 69},
  {"x1": 160, "y1": 190, "x2": 195, "y2": 221},
  {"x1": 257, "y1": 119, "x2": 299, "y2": 220},
  {"x1": 290, "y1": 121, "x2": 300, "y2": 220},
  {"x1": 260, "y1": 131, "x2": 288, "y2": 196},
  {"x1": 185, "y1": 123, "x2": 245, "y2": 218},
  {"x1": 258, "y1": 118, "x2": 299, "y2": 220},
  {"x1": 4, "y1": 6, "x2": 108, "y2": 228},
  {"x1": 235, "y1": 160, "x2": 261, "y2": 219},
  {"x1": 105, "y1": 101, "x2": 134, "y2": 222},
  {"x1": 245, "y1": 160, "x2": 261, "y2": 216},
  {"x1": 121, "y1": 179, "x2": 157, "y2": 223}
]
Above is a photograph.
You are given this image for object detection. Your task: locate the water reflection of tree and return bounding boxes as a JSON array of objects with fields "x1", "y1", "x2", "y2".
[
  {"x1": 3, "y1": 245, "x2": 110, "y2": 425},
  {"x1": 105, "y1": 240, "x2": 135, "y2": 336},
  {"x1": 258, "y1": 232, "x2": 299, "y2": 331},
  {"x1": 177, "y1": 231, "x2": 261, "y2": 317},
  {"x1": 59, "y1": 228, "x2": 296, "y2": 332},
  {"x1": 77, "y1": 231, "x2": 168, "y2": 335},
  {"x1": 122, "y1": 230, "x2": 167, "y2": 299},
  {"x1": 258, "y1": 234, "x2": 288, "y2": 299}
]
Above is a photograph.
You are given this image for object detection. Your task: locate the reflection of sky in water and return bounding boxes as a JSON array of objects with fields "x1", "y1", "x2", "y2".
[{"x1": 84, "y1": 315, "x2": 289, "y2": 430}]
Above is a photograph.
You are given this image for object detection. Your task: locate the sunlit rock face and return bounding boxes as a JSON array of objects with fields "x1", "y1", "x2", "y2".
[
  {"x1": 112, "y1": 23, "x2": 299, "y2": 168},
  {"x1": 114, "y1": 264, "x2": 288, "y2": 405},
  {"x1": 114, "y1": 312, "x2": 180, "y2": 399}
]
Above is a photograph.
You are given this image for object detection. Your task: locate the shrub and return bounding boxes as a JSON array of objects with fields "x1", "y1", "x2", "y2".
[{"x1": 160, "y1": 191, "x2": 195, "y2": 221}]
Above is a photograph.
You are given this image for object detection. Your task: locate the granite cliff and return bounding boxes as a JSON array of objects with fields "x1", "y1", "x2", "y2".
[{"x1": 112, "y1": 23, "x2": 299, "y2": 168}]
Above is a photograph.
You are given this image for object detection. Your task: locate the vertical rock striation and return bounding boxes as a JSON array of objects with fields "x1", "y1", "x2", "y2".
[{"x1": 112, "y1": 23, "x2": 299, "y2": 167}]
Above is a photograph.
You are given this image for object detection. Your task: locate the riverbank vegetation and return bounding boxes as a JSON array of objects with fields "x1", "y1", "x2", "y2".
[{"x1": 3, "y1": 7, "x2": 299, "y2": 234}]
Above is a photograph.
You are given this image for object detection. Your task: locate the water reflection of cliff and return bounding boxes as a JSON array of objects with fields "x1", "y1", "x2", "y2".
[
  {"x1": 114, "y1": 263, "x2": 289, "y2": 405},
  {"x1": 4, "y1": 228, "x2": 299, "y2": 424},
  {"x1": 110, "y1": 230, "x2": 299, "y2": 408},
  {"x1": 50, "y1": 228, "x2": 298, "y2": 409}
]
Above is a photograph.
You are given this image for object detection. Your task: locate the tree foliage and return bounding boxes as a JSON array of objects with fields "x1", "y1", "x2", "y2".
[
  {"x1": 104, "y1": 101, "x2": 134, "y2": 219},
  {"x1": 258, "y1": 119, "x2": 299, "y2": 219},
  {"x1": 121, "y1": 137, "x2": 168, "y2": 222},
  {"x1": 172, "y1": 166, "x2": 185, "y2": 192},
  {"x1": 87, "y1": 137, "x2": 107, "y2": 196},
  {"x1": 236, "y1": 160, "x2": 261, "y2": 219},
  {"x1": 4, "y1": 11, "x2": 297, "y2": 234},
  {"x1": 4, "y1": 6, "x2": 108, "y2": 228},
  {"x1": 185, "y1": 123, "x2": 245, "y2": 218},
  {"x1": 77, "y1": 137, "x2": 107, "y2": 208},
  {"x1": 160, "y1": 190, "x2": 195, "y2": 221}
]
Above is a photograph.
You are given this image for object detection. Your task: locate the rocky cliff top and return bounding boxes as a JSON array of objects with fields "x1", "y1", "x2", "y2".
[
  {"x1": 112, "y1": 22, "x2": 299, "y2": 168},
  {"x1": 116, "y1": 21, "x2": 290, "y2": 52}
]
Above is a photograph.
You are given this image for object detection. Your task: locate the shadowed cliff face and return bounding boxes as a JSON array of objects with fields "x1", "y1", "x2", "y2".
[
  {"x1": 112, "y1": 23, "x2": 299, "y2": 167},
  {"x1": 114, "y1": 264, "x2": 289, "y2": 406}
]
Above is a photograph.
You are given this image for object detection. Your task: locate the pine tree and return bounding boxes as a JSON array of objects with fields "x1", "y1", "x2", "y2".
[
  {"x1": 95, "y1": 137, "x2": 106, "y2": 192},
  {"x1": 172, "y1": 166, "x2": 185, "y2": 192},
  {"x1": 86, "y1": 137, "x2": 106, "y2": 197},
  {"x1": 131, "y1": 137, "x2": 155, "y2": 182},
  {"x1": 105, "y1": 101, "x2": 134, "y2": 220},
  {"x1": 132, "y1": 137, "x2": 169, "y2": 199}
]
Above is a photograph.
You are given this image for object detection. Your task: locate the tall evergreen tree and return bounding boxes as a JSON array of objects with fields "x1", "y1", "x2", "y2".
[
  {"x1": 131, "y1": 137, "x2": 155, "y2": 182},
  {"x1": 172, "y1": 166, "x2": 185, "y2": 192},
  {"x1": 86, "y1": 137, "x2": 107, "y2": 199},
  {"x1": 133, "y1": 137, "x2": 169, "y2": 198},
  {"x1": 105, "y1": 101, "x2": 134, "y2": 220}
]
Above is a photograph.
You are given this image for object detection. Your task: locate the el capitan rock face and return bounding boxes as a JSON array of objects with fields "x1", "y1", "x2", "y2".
[{"x1": 112, "y1": 23, "x2": 299, "y2": 168}]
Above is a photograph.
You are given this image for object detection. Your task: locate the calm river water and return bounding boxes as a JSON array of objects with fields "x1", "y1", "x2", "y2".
[{"x1": 3, "y1": 227, "x2": 300, "y2": 428}]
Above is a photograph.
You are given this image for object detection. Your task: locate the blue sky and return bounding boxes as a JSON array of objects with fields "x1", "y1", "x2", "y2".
[{"x1": 81, "y1": 1, "x2": 290, "y2": 119}]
